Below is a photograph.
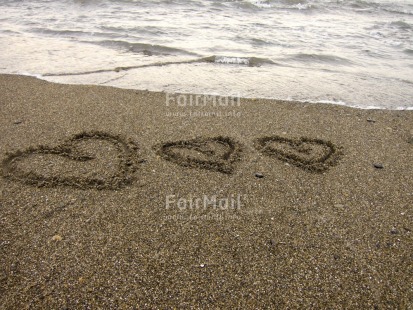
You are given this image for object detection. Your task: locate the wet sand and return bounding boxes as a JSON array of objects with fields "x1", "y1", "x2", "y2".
[{"x1": 0, "y1": 74, "x2": 412, "y2": 308}]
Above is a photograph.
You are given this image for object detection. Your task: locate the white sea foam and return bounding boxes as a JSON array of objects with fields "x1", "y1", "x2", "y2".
[{"x1": 214, "y1": 57, "x2": 250, "y2": 65}]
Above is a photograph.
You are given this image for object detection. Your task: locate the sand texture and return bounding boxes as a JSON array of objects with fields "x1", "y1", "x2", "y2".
[{"x1": 0, "y1": 74, "x2": 412, "y2": 308}]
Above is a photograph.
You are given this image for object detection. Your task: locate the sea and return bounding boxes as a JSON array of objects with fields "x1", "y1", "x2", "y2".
[{"x1": 0, "y1": 0, "x2": 412, "y2": 109}]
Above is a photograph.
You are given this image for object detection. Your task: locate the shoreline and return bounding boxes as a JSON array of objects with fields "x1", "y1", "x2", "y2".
[
  {"x1": 15, "y1": 72, "x2": 413, "y2": 111},
  {"x1": 1, "y1": 73, "x2": 412, "y2": 308}
]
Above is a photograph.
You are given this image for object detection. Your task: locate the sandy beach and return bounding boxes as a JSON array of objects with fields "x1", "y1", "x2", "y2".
[{"x1": 1, "y1": 74, "x2": 412, "y2": 308}]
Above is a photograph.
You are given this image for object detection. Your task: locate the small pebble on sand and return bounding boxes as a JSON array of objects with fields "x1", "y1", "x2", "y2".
[
  {"x1": 51, "y1": 235, "x2": 62, "y2": 242},
  {"x1": 373, "y1": 163, "x2": 384, "y2": 169},
  {"x1": 390, "y1": 227, "x2": 398, "y2": 235},
  {"x1": 255, "y1": 173, "x2": 264, "y2": 178}
]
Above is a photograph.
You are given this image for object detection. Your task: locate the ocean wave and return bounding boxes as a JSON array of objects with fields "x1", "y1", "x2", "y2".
[
  {"x1": 248, "y1": 1, "x2": 273, "y2": 9},
  {"x1": 348, "y1": 0, "x2": 379, "y2": 10},
  {"x1": 42, "y1": 55, "x2": 277, "y2": 77},
  {"x1": 84, "y1": 40, "x2": 198, "y2": 56},
  {"x1": 389, "y1": 21, "x2": 412, "y2": 30},
  {"x1": 398, "y1": 78, "x2": 413, "y2": 85},
  {"x1": 29, "y1": 27, "x2": 129, "y2": 41},
  {"x1": 233, "y1": 0, "x2": 315, "y2": 11},
  {"x1": 31, "y1": 28, "x2": 96, "y2": 37},
  {"x1": 214, "y1": 56, "x2": 250, "y2": 65},
  {"x1": 9, "y1": 0, "x2": 412, "y2": 16},
  {"x1": 302, "y1": 98, "x2": 413, "y2": 110},
  {"x1": 232, "y1": 0, "x2": 412, "y2": 13},
  {"x1": 281, "y1": 53, "x2": 354, "y2": 65},
  {"x1": 0, "y1": 29, "x2": 20, "y2": 35},
  {"x1": 404, "y1": 49, "x2": 413, "y2": 55},
  {"x1": 30, "y1": 28, "x2": 197, "y2": 56},
  {"x1": 208, "y1": 56, "x2": 276, "y2": 67},
  {"x1": 382, "y1": 7, "x2": 413, "y2": 16},
  {"x1": 99, "y1": 25, "x2": 170, "y2": 36}
]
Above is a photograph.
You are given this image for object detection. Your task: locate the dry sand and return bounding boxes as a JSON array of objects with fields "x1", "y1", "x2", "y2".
[{"x1": 0, "y1": 74, "x2": 412, "y2": 308}]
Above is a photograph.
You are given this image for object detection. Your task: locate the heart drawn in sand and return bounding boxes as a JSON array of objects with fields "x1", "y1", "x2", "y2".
[
  {"x1": 1, "y1": 131, "x2": 139, "y2": 189},
  {"x1": 156, "y1": 136, "x2": 242, "y2": 174},
  {"x1": 254, "y1": 136, "x2": 341, "y2": 172}
]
